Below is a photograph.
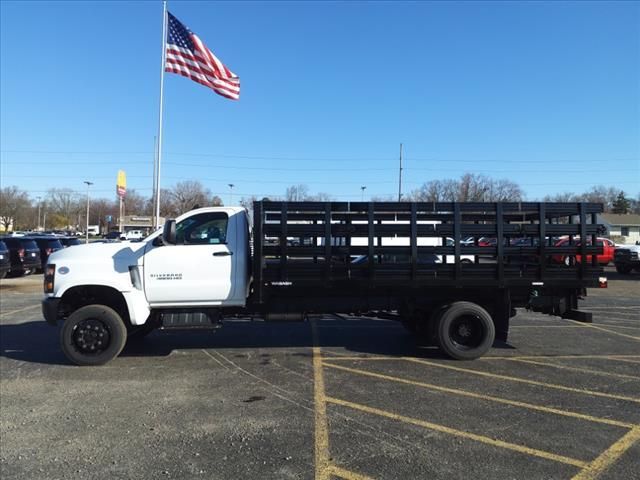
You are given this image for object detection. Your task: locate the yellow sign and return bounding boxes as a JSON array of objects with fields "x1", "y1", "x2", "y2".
[{"x1": 116, "y1": 170, "x2": 127, "y2": 197}]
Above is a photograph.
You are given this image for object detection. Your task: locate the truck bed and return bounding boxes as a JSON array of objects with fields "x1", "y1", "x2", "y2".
[{"x1": 252, "y1": 201, "x2": 605, "y2": 302}]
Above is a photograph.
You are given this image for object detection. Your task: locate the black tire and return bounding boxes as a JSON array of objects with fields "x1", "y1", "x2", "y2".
[
  {"x1": 60, "y1": 305, "x2": 127, "y2": 366},
  {"x1": 436, "y1": 301, "x2": 495, "y2": 360},
  {"x1": 615, "y1": 264, "x2": 633, "y2": 274}
]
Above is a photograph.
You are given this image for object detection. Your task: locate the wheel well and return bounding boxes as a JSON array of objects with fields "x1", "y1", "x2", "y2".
[{"x1": 59, "y1": 285, "x2": 131, "y2": 326}]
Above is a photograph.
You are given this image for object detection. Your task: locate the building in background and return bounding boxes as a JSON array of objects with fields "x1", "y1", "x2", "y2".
[{"x1": 599, "y1": 213, "x2": 640, "y2": 244}]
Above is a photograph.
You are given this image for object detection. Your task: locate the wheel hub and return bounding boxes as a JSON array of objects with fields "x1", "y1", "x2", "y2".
[
  {"x1": 73, "y1": 319, "x2": 110, "y2": 354},
  {"x1": 449, "y1": 314, "x2": 484, "y2": 349}
]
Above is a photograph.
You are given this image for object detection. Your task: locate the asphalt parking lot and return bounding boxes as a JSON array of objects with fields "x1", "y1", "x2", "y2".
[{"x1": 1, "y1": 269, "x2": 638, "y2": 480}]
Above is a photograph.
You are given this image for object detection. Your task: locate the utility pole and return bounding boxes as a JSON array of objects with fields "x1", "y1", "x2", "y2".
[
  {"x1": 228, "y1": 183, "x2": 235, "y2": 206},
  {"x1": 361, "y1": 186, "x2": 367, "y2": 202},
  {"x1": 84, "y1": 181, "x2": 93, "y2": 244},
  {"x1": 398, "y1": 143, "x2": 403, "y2": 202},
  {"x1": 36, "y1": 197, "x2": 41, "y2": 231}
]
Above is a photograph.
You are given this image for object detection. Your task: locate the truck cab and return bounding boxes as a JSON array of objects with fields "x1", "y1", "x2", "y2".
[{"x1": 42, "y1": 207, "x2": 250, "y2": 365}]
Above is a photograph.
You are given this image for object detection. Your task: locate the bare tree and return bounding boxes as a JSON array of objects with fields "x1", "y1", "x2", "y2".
[
  {"x1": 285, "y1": 184, "x2": 310, "y2": 202},
  {"x1": 91, "y1": 198, "x2": 117, "y2": 233},
  {"x1": 411, "y1": 174, "x2": 523, "y2": 202},
  {"x1": 0, "y1": 186, "x2": 31, "y2": 231},
  {"x1": 169, "y1": 181, "x2": 212, "y2": 214},
  {"x1": 543, "y1": 192, "x2": 579, "y2": 203},
  {"x1": 308, "y1": 192, "x2": 334, "y2": 202},
  {"x1": 46, "y1": 188, "x2": 81, "y2": 229},
  {"x1": 121, "y1": 189, "x2": 148, "y2": 217}
]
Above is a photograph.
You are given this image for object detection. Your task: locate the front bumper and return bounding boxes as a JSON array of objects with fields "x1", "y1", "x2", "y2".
[{"x1": 42, "y1": 297, "x2": 61, "y2": 326}]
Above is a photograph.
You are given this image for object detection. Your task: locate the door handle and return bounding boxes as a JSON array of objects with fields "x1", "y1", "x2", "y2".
[{"x1": 213, "y1": 251, "x2": 233, "y2": 256}]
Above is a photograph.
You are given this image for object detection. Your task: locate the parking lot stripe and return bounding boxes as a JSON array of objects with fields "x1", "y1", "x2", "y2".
[
  {"x1": 403, "y1": 358, "x2": 640, "y2": 404},
  {"x1": 592, "y1": 324, "x2": 640, "y2": 331},
  {"x1": 326, "y1": 396, "x2": 588, "y2": 468},
  {"x1": 567, "y1": 321, "x2": 640, "y2": 341},
  {"x1": 571, "y1": 427, "x2": 640, "y2": 480},
  {"x1": 481, "y1": 354, "x2": 640, "y2": 361},
  {"x1": 0, "y1": 304, "x2": 40, "y2": 318},
  {"x1": 327, "y1": 466, "x2": 375, "y2": 480},
  {"x1": 609, "y1": 357, "x2": 640, "y2": 365},
  {"x1": 583, "y1": 306, "x2": 640, "y2": 310},
  {"x1": 312, "y1": 321, "x2": 331, "y2": 480},
  {"x1": 323, "y1": 362, "x2": 635, "y2": 428},
  {"x1": 505, "y1": 358, "x2": 640, "y2": 381}
]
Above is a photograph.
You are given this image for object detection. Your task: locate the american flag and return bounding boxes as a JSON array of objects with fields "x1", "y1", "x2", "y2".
[{"x1": 165, "y1": 12, "x2": 240, "y2": 100}]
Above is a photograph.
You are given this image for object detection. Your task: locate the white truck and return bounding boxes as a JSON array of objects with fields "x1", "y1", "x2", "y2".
[
  {"x1": 613, "y1": 244, "x2": 640, "y2": 274},
  {"x1": 42, "y1": 201, "x2": 606, "y2": 366}
]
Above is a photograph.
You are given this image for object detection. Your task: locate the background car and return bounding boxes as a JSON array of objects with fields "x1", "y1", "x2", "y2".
[
  {"x1": 104, "y1": 231, "x2": 123, "y2": 240},
  {"x1": 553, "y1": 237, "x2": 615, "y2": 266},
  {"x1": 0, "y1": 240, "x2": 11, "y2": 279},
  {"x1": 0, "y1": 237, "x2": 41, "y2": 276},
  {"x1": 27, "y1": 236, "x2": 64, "y2": 271},
  {"x1": 124, "y1": 230, "x2": 144, "y2": 241},
  {"x1": 59, "y1": 237, "x2": 82, "y2": 247}
]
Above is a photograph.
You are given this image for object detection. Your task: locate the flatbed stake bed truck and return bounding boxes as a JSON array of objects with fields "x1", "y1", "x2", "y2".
[{"x1": 42, "y1": 201, "x2": 607, "y2": 365}]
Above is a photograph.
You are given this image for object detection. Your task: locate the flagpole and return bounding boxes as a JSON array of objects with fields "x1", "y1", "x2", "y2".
[{"x1": 154, "y1": 0, "x2": 168, "y2": 229}]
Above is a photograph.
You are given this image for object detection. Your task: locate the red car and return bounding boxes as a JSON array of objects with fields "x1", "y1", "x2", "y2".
[{"x1": 553, "y1": 237, "x2": 615, "y2": 266}]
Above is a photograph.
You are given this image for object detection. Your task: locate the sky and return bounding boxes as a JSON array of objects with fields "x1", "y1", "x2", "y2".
[{"x1": 1, "y1": 0, "x2": 639, "y2": 205}]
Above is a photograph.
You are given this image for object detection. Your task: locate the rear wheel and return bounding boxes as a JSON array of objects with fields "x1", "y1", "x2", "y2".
[
  {"x1": 436, "y1": 302, "x2": 495, "y2": 360},
  {"x1": 60, "y1": 305, "x2": 127, "y2": 366}
]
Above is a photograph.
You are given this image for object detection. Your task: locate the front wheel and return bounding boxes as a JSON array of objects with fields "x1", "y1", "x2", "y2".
[
  {"x1": 436, "y1": 302, "x2": 495, "y2": 360},
  {"x1": 60, "y1": 305, "x2": 127, "y2": 366}
]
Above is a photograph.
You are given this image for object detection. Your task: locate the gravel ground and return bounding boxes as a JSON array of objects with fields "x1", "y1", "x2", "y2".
[{"x1": 1, "y1": 267, "x2": 638, "y2": 480}]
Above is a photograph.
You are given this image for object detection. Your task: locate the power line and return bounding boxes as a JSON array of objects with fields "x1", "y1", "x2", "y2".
[{"x1": 2, "y1": 149, "x2": 637, "y2": 164}]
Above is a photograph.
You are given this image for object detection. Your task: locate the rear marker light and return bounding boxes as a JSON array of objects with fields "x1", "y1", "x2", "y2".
[
  {"x1": 18, "y1": 248, "x2": 24, "y2": 258},
  {"x1": 598, "y1": 277, "x2": 607, "y2": 289}
]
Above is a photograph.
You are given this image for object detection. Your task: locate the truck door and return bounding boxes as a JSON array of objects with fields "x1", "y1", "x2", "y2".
[{"x1": 143, "y1": 211, "x2": 239, "y2": 305}]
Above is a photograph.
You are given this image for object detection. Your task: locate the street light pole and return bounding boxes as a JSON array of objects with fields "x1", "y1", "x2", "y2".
[
  {"x1": 361, "y1": 186, "x2": 367, "y2": 202},
  {"x1": 84, "y1": 181, "x2": 93, "y2": 244},
  {"x1": 228, "y1": 183, "x2": 235, "y2": 206},
  {"x1": 36, "y1": 196, "x2": 41, "y2": 231}
]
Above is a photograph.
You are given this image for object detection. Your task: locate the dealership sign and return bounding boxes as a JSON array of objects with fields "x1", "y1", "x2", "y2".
[{"x1": 116, "y1": 170, "x2": 127, "y2": 197}]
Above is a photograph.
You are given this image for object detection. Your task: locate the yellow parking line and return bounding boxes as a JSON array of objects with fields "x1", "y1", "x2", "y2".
[
  {"x1": 323, "y1": 362, "x2": 635, "y2": 428},
  {"x1": 0, "y1": 304, "x2": 40, "y2": 318},
  {"x1": 583, "y1": 306, "x2": 640, "y2": 310},
  {"x1": 312, "y1": 321, "x2": 331, "y2": 480},
  {"x1": 611, "y1": 357, "x2": 640, "y2": 365},
  {"x1": 403, "y1": 358, "x2": 640, "y2": 404},
  {"x1": 510, "y1": 325, "x2": 580, "y2": 328},
  {"x1": 326, "y1": 396, "x2": 587, "y2": 468},
  {"x1": 568, "y1": 321, "x2": 640, "y2": 341},
  {"x1": 571, "y1": 427, "x2": 640, "y2": 480},
  {"x1": 592, "y1": 324, "x2": 640, "y2": 331},
  {"x1": 481, "y1": 354, "x2": 640, "y2": 361},
  {"x1": 327, "y1": 466, "x2": 375, "y2": 480},
  {"x1": 506, "y1": 358, "x2": 640, "y2": 381},
  {"x1": 325, "y1": 356, "x2": 393, "y2": 361}
]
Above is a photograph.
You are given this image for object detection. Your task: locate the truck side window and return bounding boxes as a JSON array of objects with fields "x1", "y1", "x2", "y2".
[{"x1": 175, "y1": 212, "x2": 229, "y2": 245}]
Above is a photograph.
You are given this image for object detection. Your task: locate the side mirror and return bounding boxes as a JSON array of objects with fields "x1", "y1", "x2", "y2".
[{"x1": 162, "y1": 220, "x2": 177, "y2": 245}]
